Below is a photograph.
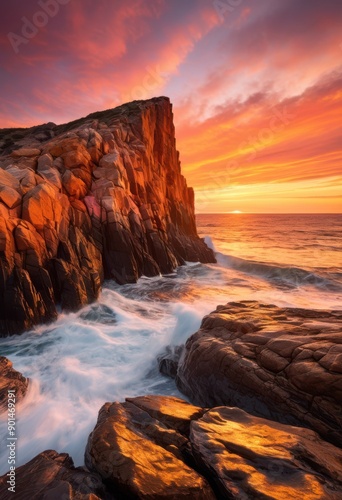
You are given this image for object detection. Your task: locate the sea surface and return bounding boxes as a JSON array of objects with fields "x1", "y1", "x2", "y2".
[{"x1": 0, "y1": 213, "x2": 341, "y2": 472}]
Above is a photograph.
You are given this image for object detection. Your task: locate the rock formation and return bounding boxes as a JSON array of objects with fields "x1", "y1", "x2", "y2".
[
  {"x1": 0, "y1": 97, "x2": 215, "y2": 336},
  {"x1": 4, "y1": 395, "x2": 340, "y2": 499},
  {"x1": 85, "y1": 395, "x2": 342, "y2": 499},
  {"x1": 85, "y1": 396, "x2": 214, "y2": 499},
  {"x1": 0, "y1": 450, "x2": 106, "y2": 500},
  {"x1": 0, "y1": 357, "x2": 28, "y2": 413},
  {"x1": 166, "y1": 301, "x2": 342, "y2": 447}
]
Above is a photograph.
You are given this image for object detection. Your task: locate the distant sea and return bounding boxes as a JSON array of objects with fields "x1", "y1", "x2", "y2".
[{"x1": 0, "y1": 213, "x2": 341, "y2": 472}]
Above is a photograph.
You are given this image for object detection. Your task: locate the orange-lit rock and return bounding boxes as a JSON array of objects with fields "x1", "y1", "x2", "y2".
[
  {"x1": 0, "y1": 98, "x2": 215, "y2": 336},
  {"x1": 85, "y1": 395, "x2": 342, "y2": 499},
  {"x1": 191, "y1": 406, "x2": 342, "y2": 500},
  {"x1": 85, "y1": 396, "x2": 215, "y2": 499}
]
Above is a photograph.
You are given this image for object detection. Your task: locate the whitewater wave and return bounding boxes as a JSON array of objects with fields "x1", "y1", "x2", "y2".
[{"x1": 215, "y1": 252, "x2": 342, "y2": 291}]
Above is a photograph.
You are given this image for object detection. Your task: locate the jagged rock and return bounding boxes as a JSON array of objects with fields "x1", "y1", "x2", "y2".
[
  {"x1": 173, "y1": 301, "x2": 342, "y2": 447},
  {"x1": 0, "y1": 97, "x2": 215, "y2": 336},
  {"x1": 190, "y1": 406, "x2": 342, "y2": 499},
  {"x1": 0, "y1": 169, "x2": 20, "y2": 190},
  {"x1": 0, "y1": 450, "x2": 107, "y2": 500},
  {"x1": 0, "y1": 357, "x2": 28, "y2": 413},
  {"x1": 85, "y1": 396, "x2": 215, "y2": 499}
]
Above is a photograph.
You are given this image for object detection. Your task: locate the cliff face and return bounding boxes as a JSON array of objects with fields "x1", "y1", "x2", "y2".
[{"x1": 0, "y1": 97, "x2": 215, "y2": 336}]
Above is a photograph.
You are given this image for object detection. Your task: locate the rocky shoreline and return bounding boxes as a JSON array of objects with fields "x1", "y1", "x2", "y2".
[
  {"x1": 0, "y1": 300, "x2": 341, "y2": 499},
  {"x1": 0, "y1": 98, "x2": 341, "y2": 498}
]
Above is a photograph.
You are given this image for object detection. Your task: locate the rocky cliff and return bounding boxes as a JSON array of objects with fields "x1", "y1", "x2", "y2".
[{"x1": 0, "y1": 97, "x2": 215, "y2": 336}]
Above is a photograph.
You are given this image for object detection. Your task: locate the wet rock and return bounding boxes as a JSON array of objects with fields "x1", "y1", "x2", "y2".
[
  {"x1": 79, "y1": 304, "x2": 117, "y2": 324},
  {"x1": 0, "y1": 97, "x2": 215, "y2": 336},
  {"x1": 175, "y1": 301, "x2": 342, "y2": 447},
  {"x1": 191, "y1": 406, "x2": 342, "y2": 500},
  {"x1": 0, "y1": 357, "x2": 28, "y2": 413},
  {"x1": 0, "y1": 450, "x2": 107, "y2": 500},
  {"x1": 158, "y1": 345, "x2": 184, "y2": 379},
  {"x1": 85, "y1": 396, "x2": 215, "y2": 499}
]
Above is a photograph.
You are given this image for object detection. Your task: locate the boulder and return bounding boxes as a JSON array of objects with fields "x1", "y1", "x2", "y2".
[
  {"x1": 85, "y1": 395, "x2": 342, "y2": 499},
  {"x1": 174, "y1": 301, "x2": 342, "y2": 446},
  {"x1": 191, "y1": 406, "x2": 342, "y2": 499},
  {"x1": 85, "y1": 396, "x2": 215, "y2": 499},
  {"x1": 0, "y1": 186, "x2": 21, "y2": 209}
]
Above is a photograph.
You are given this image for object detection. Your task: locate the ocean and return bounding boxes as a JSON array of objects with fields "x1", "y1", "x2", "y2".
[{"x1": 0, "y1": 213, "x2": 341, "y2": 472}]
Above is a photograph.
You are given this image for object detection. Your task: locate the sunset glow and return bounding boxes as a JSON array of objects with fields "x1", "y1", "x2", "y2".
[{"x1": 0, "y1": 0, "x2": 341, "y2": 213}]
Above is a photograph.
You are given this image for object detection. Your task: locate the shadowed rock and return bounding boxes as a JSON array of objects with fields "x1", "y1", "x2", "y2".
[
  {"x1": 0, "y1": 356, "x2": 28, "y2": 413},
  {"x1": 0, "y1": 450, "x2": 107, "y2": 500},
  {"x1": 0, "y1": 97, "x2": 215, "y2": 336},
  {"x1": 172, "y1": 301, "x2": 342, "y2": 447}
]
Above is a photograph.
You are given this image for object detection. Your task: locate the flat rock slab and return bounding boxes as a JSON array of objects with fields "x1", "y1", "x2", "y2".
[
  {"x1": 191, "y1": 407, "x2": 342, "y2": 500},
  {"x1": 175, "y1": 301, "x2": 342, "y2": 446},
  {"x1": 0, "y1": 450, "x2": 105, "y2": 500},
  {"x1": 85, "y1": 396, "x2": 215, "y2": 499},
  {"x1": 0, "y1": 356, "x2": 28, "y2": 413}
]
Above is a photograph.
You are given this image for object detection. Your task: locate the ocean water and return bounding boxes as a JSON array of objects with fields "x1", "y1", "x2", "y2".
[{"x1": 0, "y1": 213, "x2": 341, "y2": 473}]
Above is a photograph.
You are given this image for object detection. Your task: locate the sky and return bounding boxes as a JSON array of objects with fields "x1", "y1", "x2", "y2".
[{"x1": 0, "y1": 0, "x2": 341, "y2": 213}]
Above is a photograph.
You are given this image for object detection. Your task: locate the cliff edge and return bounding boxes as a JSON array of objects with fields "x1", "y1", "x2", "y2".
[{"x1": 0, "y1": 97, "x2": 215, "y2": 336}]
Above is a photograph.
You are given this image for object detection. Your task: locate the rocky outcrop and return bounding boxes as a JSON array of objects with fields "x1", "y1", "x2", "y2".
[
  {"x1": 168, "y1": 301, "x2": 342, "y2": 447},
  {"x1": 2, "y1": 395, "x2": 342, "y2": 498},
  {"x1": 84, "y1": 395, "x2": 342, "y2": 499},
  {"x1": 0, "y1": 357, "x2": 28, "y2": 413},
  {"x1": 0, "y1": 97, "x2": 215, "y2": 336},
  {"x1": 191, "y1": 406, "x2": 342, "y2": 499},
  {"x1": 85, "y1": 396, "x2": 215, "y2": 499},
  {"x1": 0, "y1": 450, "x2": 107, "y2": 500}
]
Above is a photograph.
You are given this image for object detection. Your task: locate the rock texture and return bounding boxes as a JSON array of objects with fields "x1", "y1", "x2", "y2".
[
  {"x1": 0, "y1": 356, "x2": 28, "y2": 413},
  {"x1": 171, "y1": 301, "x2": 342, "y2": 447},
  {"x1": 85, "y1": 396, "x2": 215, "y2": 499},
  {"x1": 191, "y1": 406, "x2": 342, "y2": 499},
  {"x1": 85, "y1": 395, "x2": 342, "y2": 499},
  {"x1": 0, "y1": 450, "x2": 106, "y2": 500},
  {"x1": 0, "y1": 97, "x2": 215, "y2": 336},
  {"x1": 1, "y1": 395, "x2": 341, "y2": 498}
]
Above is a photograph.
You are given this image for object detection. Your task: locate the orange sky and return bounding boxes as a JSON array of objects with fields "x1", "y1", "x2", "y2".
[{"x1": 0, "y1": 0, "x2": 341, "y2": 213}]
